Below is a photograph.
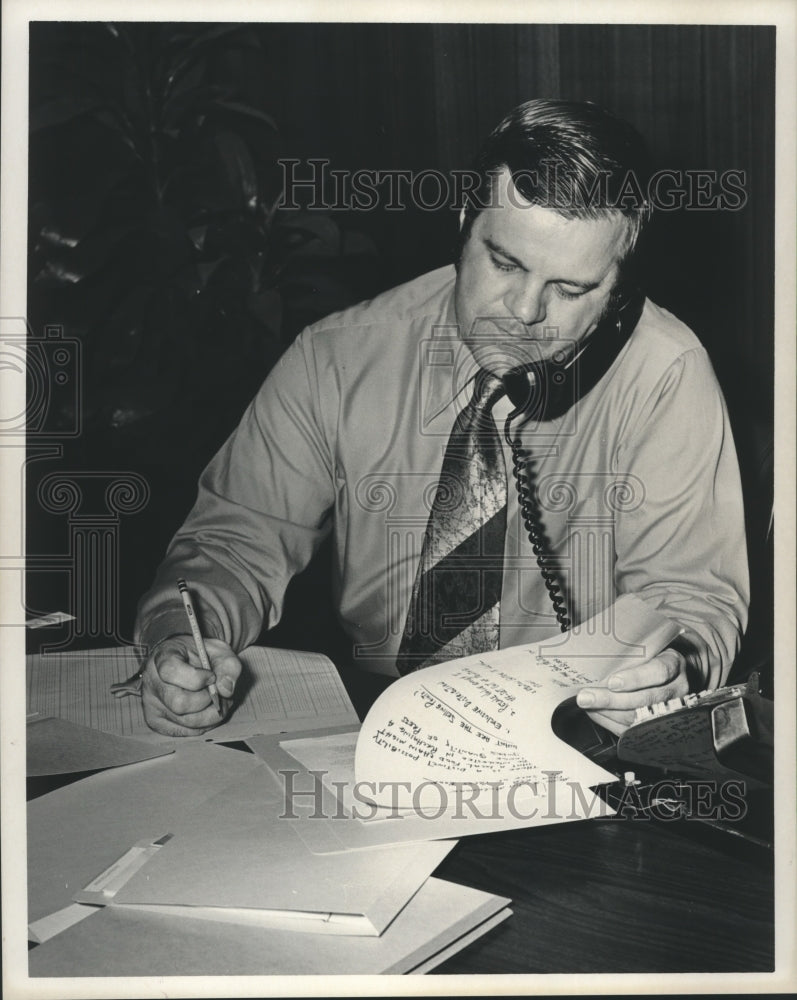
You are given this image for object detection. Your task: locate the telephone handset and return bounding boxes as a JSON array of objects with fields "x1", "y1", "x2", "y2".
[
  {"x1": 501, "y1": 288, "x2": 645, "y2": 424},
  {"x1": 501, "y1": 289, "x2": 646, "y2": 631}
]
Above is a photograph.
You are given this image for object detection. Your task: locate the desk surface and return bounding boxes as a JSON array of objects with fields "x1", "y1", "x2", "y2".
[{"x1": 433, "y1": 815, "x2": 773, "y2": 974}]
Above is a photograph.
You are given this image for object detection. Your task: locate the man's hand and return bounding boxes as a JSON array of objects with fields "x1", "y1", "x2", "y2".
[
  {"x1": 575, "y1": 648, "x2": 691, "y2": 737},
  {"x1": 141, "y1": 635, "x2": 242, "y2": 737}
]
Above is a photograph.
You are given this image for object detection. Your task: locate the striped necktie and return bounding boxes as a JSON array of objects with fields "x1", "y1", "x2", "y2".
[{"x1": 396, "y1": 369, "x2": 507, "y2": 674}]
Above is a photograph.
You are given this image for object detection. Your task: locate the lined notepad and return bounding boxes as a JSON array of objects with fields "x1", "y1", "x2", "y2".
[{"x1": 26, "y1": 645, "x2": 358, "y2": 742}]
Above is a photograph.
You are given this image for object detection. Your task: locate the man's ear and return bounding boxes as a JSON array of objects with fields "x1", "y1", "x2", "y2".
[{"x1": 458, "y1": 206, "x2": 466, "y2": 230}]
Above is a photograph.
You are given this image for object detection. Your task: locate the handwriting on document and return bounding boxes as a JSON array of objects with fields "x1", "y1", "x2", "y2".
[
  {"x1": 354, "y1": 596, "x2": 684, "y2": 811},
  {"x1": 355, "y1": 647, "x2": 609, "y2": 807}
]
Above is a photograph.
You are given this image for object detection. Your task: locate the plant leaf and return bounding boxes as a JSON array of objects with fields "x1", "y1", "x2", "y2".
[
  {"x1": 162, "y1": 84, "x2": 231, "y2": 129},
  {"x1": 30, "y1": 97, "x2": 108, "y2": 132},
  {"x1": 341, "y1": 229, "x2": 378, "y2": 257},
  {"x1": 32, "y1": 259, "x2": 84, "y2": 286},
  {"x1": 275, "y1": 212, "x2": 342, "y2": 257},
  {"x1": 187, "y1": 225, "x2": 209, "y2": 251},
  {"x1": 210, "y1": 100, "x2": 278, "y2": 131},
  {"x1": 163, "y1": 25, "x2": 260, "y2": 98},
  {"x1": 246, "y1": 287, "x2": 283, "y2": 336},
  {"x1": 212, "y1": 131, "x2": 259, "y2": 212},
  {"x1": 92, "y1": 285, "x2": 153, "y2": 376}
]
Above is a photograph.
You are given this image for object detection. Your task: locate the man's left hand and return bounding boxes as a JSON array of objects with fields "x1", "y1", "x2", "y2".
[{"x1": 576, "y1": 648, "x2": 691, "y2": 736}]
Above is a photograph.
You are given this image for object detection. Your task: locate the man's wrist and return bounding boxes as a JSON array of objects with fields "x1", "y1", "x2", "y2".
[
  {"x1": 148, "y1": 633, "x2": 192, "y2": 656},
  {"x1": 136, "y1": 605, "x2": 208, "y2": 657}
]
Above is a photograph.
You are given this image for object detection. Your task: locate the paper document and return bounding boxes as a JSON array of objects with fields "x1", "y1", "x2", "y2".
[
  {"x1": 92, "y1": 762, "x2": 454, "y2": 936},
  {"x1": 30, "y1": 878, "x2": 512, "y2": 976},
  {"x1": 248, "y1": 727, "x2": 613, "y2": 854},
  {"x1": 354, "y1": 595, "x2": 681, "y2": 811},
  {"x1": 28, "y1": 904, "x2": 100, "y2": 945},
  {"x1": 26, "y1": 716, "x2": 172, "y2": 776},
  {"x1": 28, "y1": 741, "x2": 264, "y2": 928},
  {"x1": 26, "y1": 611, "x2": 75, "y2": 628},
  {"x1": 26, "y1": 644, "x2": 358, "y2": 742},
  {"x1": 239, "y1": 597, "x2": 679, "y2": 851}
]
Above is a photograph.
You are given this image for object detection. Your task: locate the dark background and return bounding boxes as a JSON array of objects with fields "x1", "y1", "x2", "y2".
[{"x1": 26, "y1": 22, "x2": 774, "y2": 687}]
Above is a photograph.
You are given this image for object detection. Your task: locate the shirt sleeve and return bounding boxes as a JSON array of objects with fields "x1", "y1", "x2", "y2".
[
  {"x1": 134, "y1": 332, "x2": 336, "y2": 653},
  {"x1": 613, "y1": 347, "x2": 750, "y2": 689}
]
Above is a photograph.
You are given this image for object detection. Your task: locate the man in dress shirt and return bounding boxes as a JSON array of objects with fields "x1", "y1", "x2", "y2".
[{"x1": 135, "y1": 99, "x2": 748, "y2": 737}]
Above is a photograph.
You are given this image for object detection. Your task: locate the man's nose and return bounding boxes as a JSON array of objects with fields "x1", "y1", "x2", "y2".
[{"x1": 504, "y1": 280, "x2": 546, "y2": 327}]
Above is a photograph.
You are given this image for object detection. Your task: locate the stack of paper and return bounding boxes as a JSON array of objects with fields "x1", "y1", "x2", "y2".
[
  {"x1": 29, "y1": 878, "x2": 511, "y2": 976},
  {"x1": 28, "y1": 723, "x2": 510, "y2": 975},
  {"x1": 29, "y1": 598, "x2": 670, "y2": 975},
  {"x1": 28, "y1": 743, "x2": 265, "y2": 932},
  {"x1": 73, "y1": 763, "x2": 454, "y2": 936}
]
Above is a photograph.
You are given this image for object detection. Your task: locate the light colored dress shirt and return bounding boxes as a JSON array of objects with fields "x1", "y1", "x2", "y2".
[{"x1": 135, "y1": 265, "x2": 749, "y2": 685}]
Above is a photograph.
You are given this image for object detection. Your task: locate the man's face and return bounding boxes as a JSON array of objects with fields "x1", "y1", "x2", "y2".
[{"x1": 454, "y1": 169, "x2": 631, "y2": 376}]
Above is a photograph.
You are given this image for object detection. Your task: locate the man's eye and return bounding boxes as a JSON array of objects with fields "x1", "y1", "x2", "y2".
[
  {"x1": 555, "y1": 285, "x2": 585, "y2": 301},
  {"x1": 489, "y1": 254, "x2": 518, "y2": 273}
]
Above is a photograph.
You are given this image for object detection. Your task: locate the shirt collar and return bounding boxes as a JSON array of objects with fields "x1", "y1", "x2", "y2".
[
  {"x1": 419, "y1": 292, "x2": 605, "y2": 431},
  {"x1": 419, "y1": 279, "x2": 484, "y2": 429}
]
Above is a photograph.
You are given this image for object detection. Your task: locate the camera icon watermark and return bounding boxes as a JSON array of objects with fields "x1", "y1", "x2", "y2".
[
  {"x1": 0, "y1": 318, "x2": 82, "y2": 438},
  {"x1": 418, "y1": 320, "x2": 581, "y2": 440}
]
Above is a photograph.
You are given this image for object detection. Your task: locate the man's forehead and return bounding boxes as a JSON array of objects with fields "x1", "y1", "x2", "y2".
[{"x1": 479, "y1": 169, "x2": 630, "y2": 277}]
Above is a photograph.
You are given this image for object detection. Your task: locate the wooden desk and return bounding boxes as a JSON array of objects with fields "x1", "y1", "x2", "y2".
[{"x1": 433, "y1": 816, "x2": 773, "y2": 974}]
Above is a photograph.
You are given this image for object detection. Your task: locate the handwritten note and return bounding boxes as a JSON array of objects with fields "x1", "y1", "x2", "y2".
[
  {"x1": 248, "y1": 726, "x2": 613, "y2": 852},
  {"x1": 618, "y1": 708, "x2": 720, "y2": 771},
  {"x1": 355, "y1": 595, "x2": 682, "y2": 810}
]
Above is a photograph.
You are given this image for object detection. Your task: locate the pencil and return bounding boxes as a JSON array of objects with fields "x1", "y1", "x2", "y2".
[{"x1": 176, "y1": 578, "x2": 222, "y2": 716}]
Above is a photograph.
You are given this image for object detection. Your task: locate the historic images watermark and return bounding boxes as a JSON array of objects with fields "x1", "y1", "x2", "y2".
[
  {"x1": 2, "y1": 316, "x2": 148, "y2": 649},
  {"x1": 279, "y1": 159, "x2": 749, "y2": 213},
  {"x1": 277, "y1": 768, "x2": 749, "y2": 823}
]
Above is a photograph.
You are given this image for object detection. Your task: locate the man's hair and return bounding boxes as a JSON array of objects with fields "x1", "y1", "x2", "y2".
[{"x1": 459, "y1": 99, "x2": 653, "y2": 297}]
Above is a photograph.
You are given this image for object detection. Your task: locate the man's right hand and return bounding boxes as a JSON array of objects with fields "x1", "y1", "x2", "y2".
[{"x1": 141, "y1": 635, "x2": 242, "y2": 736}]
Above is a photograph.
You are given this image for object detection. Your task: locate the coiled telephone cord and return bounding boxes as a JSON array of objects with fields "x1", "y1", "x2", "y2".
[{"x1": 505, "y1": 419, "x2": 571, "y2": 633}]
